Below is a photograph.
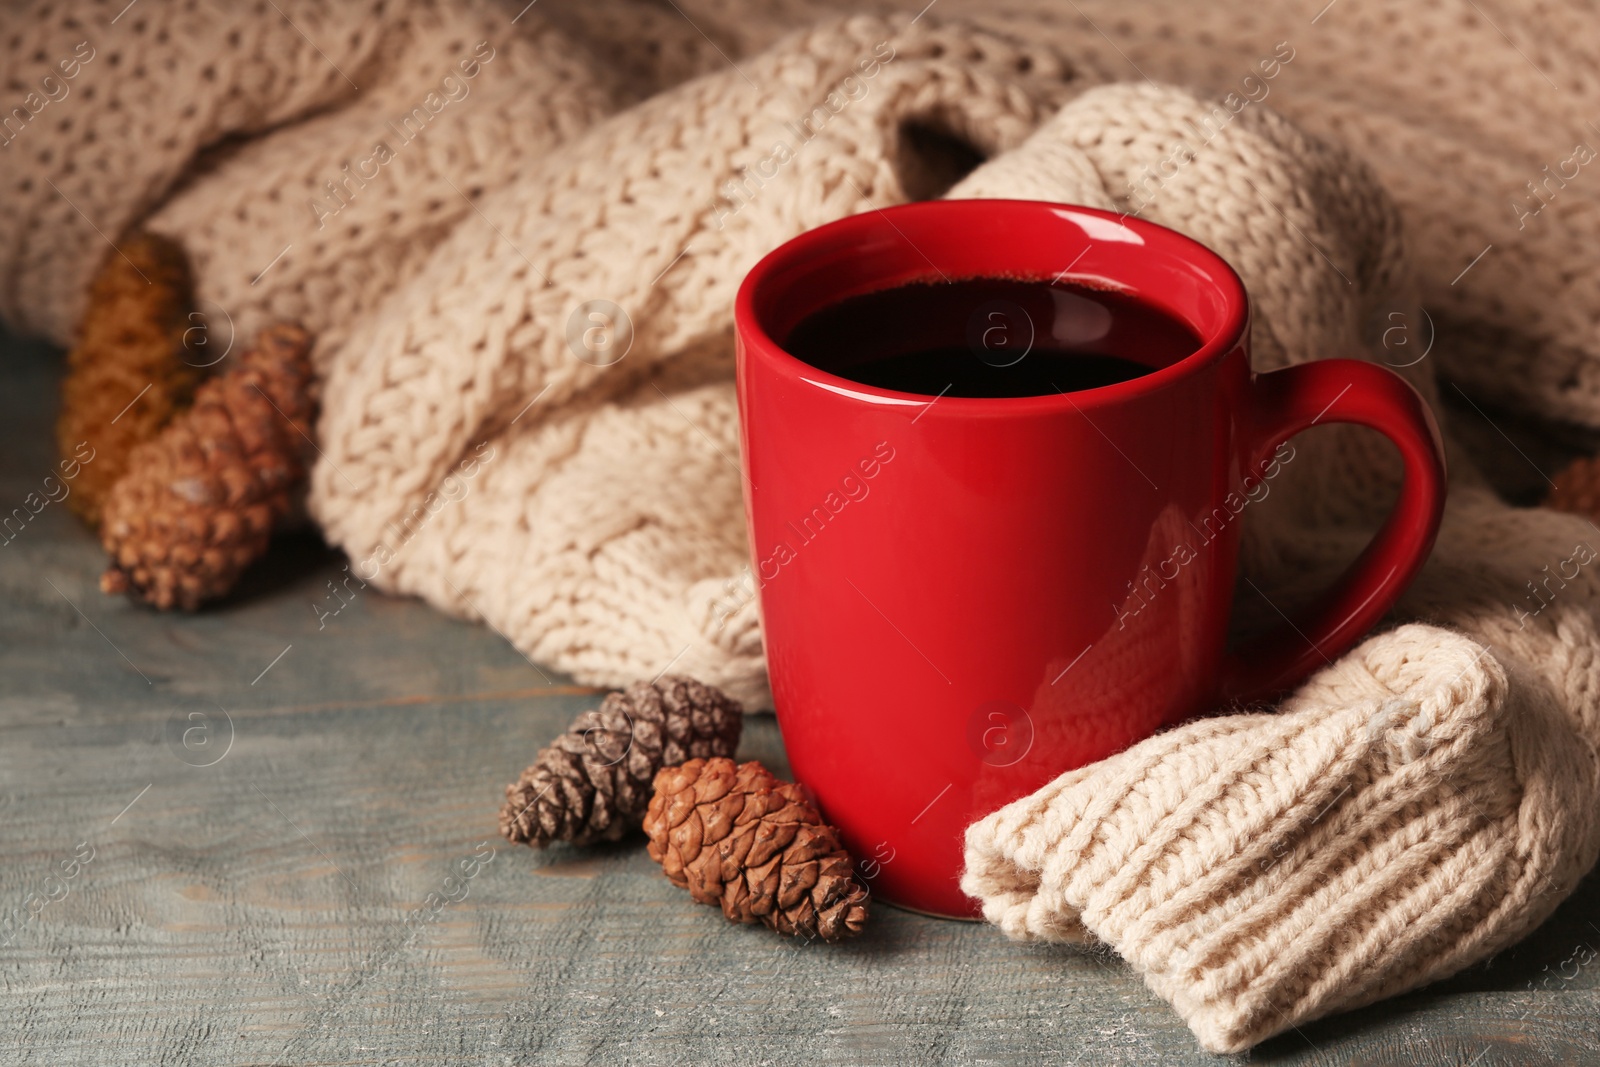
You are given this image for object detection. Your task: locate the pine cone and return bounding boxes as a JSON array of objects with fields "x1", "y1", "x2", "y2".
[
  {"x1": 644, "y1": 758, "x2": 870, "y2": 942},
  {"x1": 58, "y1": 230, "x2": 201, "y2": 527},
  {"x1": 98, "y1": 323, "x2": 316, "y2": 611},
  {"x1": 500, "y1": 676, "x2": 743, "y2": 848},
  {"x1": 1547, "y1": 454, "x2": 1600, "y2": 518}
]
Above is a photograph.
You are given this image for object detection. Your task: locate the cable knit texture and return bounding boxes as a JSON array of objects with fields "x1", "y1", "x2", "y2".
[{"x1": 5, "y1": 0, "x2": 1600, "y2": 1053}]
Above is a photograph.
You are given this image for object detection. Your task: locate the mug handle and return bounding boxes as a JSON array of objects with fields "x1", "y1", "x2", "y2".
[{"x1": 1217, "y1": 358, "x2": 1448, "y2": 704}]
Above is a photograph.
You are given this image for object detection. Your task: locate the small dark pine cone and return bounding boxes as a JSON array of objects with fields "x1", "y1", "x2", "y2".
[
  {"x1": 644, "y1": 757, "x2": 870, "y2": 942},
  {"x1": 499, "y1": 676, "x2": 743, "y2": 848}
]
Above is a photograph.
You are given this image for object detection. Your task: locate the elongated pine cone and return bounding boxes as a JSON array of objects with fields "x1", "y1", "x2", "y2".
[
  {"x1": 98, "y1": 323, "x2": 316, "y2": 610},
  {"x1": 500, "y1": 676, "x2": 743, "y2": 848},
  {"x1": 1547, "y1": 455, "x2": 1600, "y2": 518},
  {"x1": 58, "y1": 231, "x2": 201, "y2": 527},
  {"x1": 644, "y1": 758, "x2": 870, "y2": 942}
]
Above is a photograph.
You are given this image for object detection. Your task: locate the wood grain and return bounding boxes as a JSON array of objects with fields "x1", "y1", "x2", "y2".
[{"x1": 2, "y1": 330, "x2": 1596, "y2": 1066}]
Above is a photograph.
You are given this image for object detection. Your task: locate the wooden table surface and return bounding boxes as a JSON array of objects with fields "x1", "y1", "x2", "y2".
[{"x1": 3, "y1": 328, "x2": 1598, "y2": 1066}]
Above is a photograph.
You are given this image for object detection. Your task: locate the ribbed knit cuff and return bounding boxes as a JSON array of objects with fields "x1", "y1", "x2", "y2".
[{"x1": 962, "y1": 625, "x2": 1593, "y2": 1052}]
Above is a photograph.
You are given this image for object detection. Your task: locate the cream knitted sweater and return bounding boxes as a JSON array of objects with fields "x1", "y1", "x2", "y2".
[{"x1": 4, "y1": 0, "x2": 1598, "y2": 1053}]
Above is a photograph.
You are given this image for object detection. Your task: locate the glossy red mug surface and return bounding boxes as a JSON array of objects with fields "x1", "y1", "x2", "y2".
[{"x1": 734, "y1": 200, "x2": 1447, "y2": 918}]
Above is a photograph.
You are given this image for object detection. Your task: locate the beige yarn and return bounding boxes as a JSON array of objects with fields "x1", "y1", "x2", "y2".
[
  {"x1": 676, "y1": 0, "x2": 1600, "y2": 428},
  {"x1": 5, "y1": 0, "x2": 1600, "y2": 1052}
]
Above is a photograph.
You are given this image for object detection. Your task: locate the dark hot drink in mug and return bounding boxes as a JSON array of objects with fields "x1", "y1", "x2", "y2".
[{"x1": 784, "y1": 276, "x2": 1200, "y2": 398}]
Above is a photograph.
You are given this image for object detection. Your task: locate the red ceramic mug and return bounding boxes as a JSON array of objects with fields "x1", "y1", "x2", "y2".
[{"x1": 734, "y1": 200, "x2": 1447, "y2": 918}]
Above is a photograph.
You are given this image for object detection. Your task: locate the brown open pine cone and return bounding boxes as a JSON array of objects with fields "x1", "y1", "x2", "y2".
[
  {"x1": 98, "y1": 323, "x2": 316, "y2": 610},
  {"x1": 645, "y1": 757, "x2": 869, "y2": 942},
  {"x1": 1547, "y1": 454, "x2": 1600, "y2": 519},
  {"x1": 58, "y1": 230, "x2": 200, "y2": 528}
]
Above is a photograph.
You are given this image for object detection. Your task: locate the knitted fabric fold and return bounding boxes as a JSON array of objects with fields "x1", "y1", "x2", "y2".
[
  {"x1": 671, "y1": 0, "x2": 1600, "y2": 430},
  {"x1": 296, "y1": 14, "x2": 1088, "y2": 706},
  {"x1": 964, "y1": 618, "x2": 1600, "y2": 1051}
]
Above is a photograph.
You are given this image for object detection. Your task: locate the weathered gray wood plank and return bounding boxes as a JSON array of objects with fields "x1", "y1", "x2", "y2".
[{"x1": 2, "y1": 329, "x2": 1597, "y2": 1066}]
